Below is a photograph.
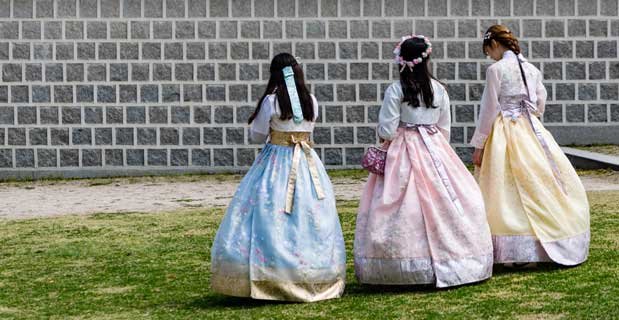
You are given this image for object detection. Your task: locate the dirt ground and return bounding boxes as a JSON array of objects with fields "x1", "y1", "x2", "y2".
[{"x1": 1, "y1": 172, "x2": 618, "y2": 220}]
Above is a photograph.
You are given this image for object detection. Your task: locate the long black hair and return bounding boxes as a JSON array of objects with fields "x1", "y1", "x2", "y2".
[
  {"x1": 248, "y1": 53, "x2": 314, "y2": 124},
  {"x1": 399, "y1": 38, "x2": 439, "y2": 108}
]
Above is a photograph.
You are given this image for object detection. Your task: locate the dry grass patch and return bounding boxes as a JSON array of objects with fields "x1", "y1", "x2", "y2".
[
  {"x1": 574, "y1": 144, "x2": 619, "y2": 156},
  {"x1": 92, "y1": 286, "x2": 137, "y2": 295}
]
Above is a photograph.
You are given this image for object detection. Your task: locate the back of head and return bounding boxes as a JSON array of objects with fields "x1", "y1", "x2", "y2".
[
  {"x1": 483, "y1": 24, "x2": 521, "y2": 55},
  {"x1": 397, "y1": 37, "x2": 437, "y2": 108},
  {"x1": 248, "y1": 53, "x2": 314, "y2": 124}
]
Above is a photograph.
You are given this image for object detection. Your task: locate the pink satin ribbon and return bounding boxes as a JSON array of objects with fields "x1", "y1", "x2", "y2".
[
  {"x1": 501, "y1": 102, "x2": 567, "y2": 194},
  {"x1": 401, "y1": 124, "x2": 464, "y2": 215}
]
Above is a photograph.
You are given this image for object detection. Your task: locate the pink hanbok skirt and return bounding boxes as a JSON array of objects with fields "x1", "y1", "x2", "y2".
[{"x1": 354, "y1": 126, "x2": 493, "y2": 288}]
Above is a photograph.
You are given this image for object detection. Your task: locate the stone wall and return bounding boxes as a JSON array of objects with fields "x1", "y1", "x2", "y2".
[{"x1": 1, "y1": 0, "x2": 618, "y2": 179}]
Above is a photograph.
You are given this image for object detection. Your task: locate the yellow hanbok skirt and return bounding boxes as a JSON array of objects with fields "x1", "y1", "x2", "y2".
[{"x1": 477, "y1": 114, "x2": 590, "y2": 265}]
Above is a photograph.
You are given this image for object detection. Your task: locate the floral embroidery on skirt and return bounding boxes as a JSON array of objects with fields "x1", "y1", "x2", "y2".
[
  {"x1": 355, "y1": 127, "x2": 493, "y2": 288},
  {"x1": 210, "y1": 144, "x2": 346, "y2": 302}
]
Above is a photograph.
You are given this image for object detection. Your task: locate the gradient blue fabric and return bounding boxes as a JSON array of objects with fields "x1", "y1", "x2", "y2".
[{"x1": 210, "y1": 143, "x2": 346, "y2": 302}]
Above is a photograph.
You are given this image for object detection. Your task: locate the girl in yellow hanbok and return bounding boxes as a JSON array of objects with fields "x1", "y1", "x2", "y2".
[{"x1": 471, "y1": 25, "x2": 590, "y2": 266}]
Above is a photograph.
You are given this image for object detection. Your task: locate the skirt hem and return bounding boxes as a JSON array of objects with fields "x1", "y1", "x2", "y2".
[
  {"x1": 211, "y1": 272, "x2": 346, "y2": 302},
  {"x1": 492, "y1": 232, "x2": 589, "y2": 266},
  {"x1": 354, "y1": 253, "x2": 493, "y2": 288}
]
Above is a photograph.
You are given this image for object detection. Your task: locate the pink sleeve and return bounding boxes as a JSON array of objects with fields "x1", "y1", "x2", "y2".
[
  {"x1": 535, "y1": 72, "x2": 547, "y2": 115},
  {"x1": 470, "y1": 66, "x2": 501, "y2": 149}
]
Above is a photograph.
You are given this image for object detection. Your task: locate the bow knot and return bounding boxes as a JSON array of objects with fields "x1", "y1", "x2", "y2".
[
  {"x1": 420, "y1": 124, "x2": 439, "y2": 134},
  {"x1": 290, "y1": 134, "x2": 301, "y2": 145},
  {"x1": 270, "y1": 130, "x2": 324, "y2": 214}
]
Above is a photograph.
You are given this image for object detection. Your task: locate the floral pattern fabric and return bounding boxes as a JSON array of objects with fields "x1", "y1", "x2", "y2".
[
  {"x1": 355, "y1": 128, "x2": 494, "y2": 288},
  {"x1": 210, "y1": 143, "x2": 346, "y2": 302}
]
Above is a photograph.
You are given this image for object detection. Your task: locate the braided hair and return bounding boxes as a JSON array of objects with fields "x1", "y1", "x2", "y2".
[{"x1": 482, "y1": 25, "x2": 521, "y2": 55}]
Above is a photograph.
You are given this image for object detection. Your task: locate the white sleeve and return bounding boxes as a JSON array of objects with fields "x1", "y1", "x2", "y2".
[
  {"x1": 377, "y1": 84, "x2": 402, "y2": 141},
  {"x1": 535, "y1": 72, "x2": 547, "y2": 116},
  {"x1": 249, "y1": 96, "x2": 272, "y2": 144},
  {"x1": 311, "y1": 94, "x2": 319, "y2": 121},
  {"x1": 470, "y1": 66, "x2": 501, "y2": 149},
  {"x1": 436, "y1": 89, "x2": 451, "y2": 142}
]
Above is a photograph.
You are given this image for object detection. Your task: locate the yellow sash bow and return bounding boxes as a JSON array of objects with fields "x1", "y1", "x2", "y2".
[{"x1": 270, "y1": 130, "x2": 326, "y2": 214}]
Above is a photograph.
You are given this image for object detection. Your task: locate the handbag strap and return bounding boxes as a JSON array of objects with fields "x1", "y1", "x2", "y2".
[{"x1": 516, "y1": 55, "x2": 532, "y2": 102}]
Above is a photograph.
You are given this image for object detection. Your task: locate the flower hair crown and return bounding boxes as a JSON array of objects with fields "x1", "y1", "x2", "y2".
[{"x1": 393, "y1": 35, "x2": 432, "y2": 72}]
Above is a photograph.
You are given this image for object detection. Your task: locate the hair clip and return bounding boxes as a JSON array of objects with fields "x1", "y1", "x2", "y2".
[{"x1": 483, "y1": 32, "x2": 492, "y2": 40}]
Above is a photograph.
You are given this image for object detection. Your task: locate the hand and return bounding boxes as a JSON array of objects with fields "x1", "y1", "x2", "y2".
[
  {"x1": 472, "y1": 148, "x2": 484, "y2": 167},
  {"x1": 379, "y1": 139, "x2": 391, "y2": 148}
]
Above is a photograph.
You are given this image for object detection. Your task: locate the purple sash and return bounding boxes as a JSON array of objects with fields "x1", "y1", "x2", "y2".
[
  {"x1": 401, "y1": 123, "x2": 464, "y2": 215},
  {"x1": 509, "y1": 58, "x2": 567, "y2": 194}
]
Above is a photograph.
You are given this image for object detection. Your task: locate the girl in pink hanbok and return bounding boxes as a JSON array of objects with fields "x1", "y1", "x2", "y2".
[{"x1": 354, "y1": 35, "x2": 493, "y2": 288}]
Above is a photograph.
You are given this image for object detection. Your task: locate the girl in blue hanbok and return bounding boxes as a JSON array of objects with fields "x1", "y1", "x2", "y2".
[{"x1": 210, "y1": 53, "x2": 346, "y2": 302}]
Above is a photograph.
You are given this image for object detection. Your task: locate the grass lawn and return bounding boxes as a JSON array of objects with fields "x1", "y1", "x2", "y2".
[{"x1": 1, "y1": 192, "x2": 618, "y2": 319}]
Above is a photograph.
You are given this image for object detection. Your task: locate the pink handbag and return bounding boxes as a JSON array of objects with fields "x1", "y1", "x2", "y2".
[{"x1": 362, "y1": 144, "x2": 388, "y2": 175}]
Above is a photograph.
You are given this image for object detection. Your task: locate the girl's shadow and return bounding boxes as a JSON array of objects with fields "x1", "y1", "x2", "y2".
[
  {"x1": 345, "y1": 282, "x2": 441, "y2": 297},
  {"x1": 492, "y1": 262, "x2": 565, "y2": 276},
  {"x1": 188, "y1": 283, "x2": 441, "y2": 310},
  {"x1": 186, "y1": 294, "x2": 302, "y2": 310},
  {"x1": 187, "y1": 263, "x2": 570, "y2": 310}
]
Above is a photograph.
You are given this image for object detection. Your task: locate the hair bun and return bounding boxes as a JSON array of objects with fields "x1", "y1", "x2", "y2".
[{"x1": 482, "y1": 24, "x2": 521, "y2": 55}]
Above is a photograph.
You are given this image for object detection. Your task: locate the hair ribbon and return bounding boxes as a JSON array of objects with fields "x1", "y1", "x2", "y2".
[{"x1": 282, "y1": 66, "x2": 304, "y2": 124}]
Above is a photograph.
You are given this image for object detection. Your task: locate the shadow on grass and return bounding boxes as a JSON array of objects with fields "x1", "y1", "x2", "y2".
[
  {"x1": 189, "y1": 269, "x2": 533, "y2": 309},
  {"x1": 186, "y1": 294, "x2": 300, "y2": 310},
  {"x1": 343, "y1": 264, "x2": 571, "y2": 297},
  {"x1": 492, "y1": 262, "x2": 567, "y2": 276},
  {"x1": 185, "y1": 283, "x2": 443, "y2": 310},
  {"x1": 344, "y1": 282, "x2": 441, "y2": 296}
]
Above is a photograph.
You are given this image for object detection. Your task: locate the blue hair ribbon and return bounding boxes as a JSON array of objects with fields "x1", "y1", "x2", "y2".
[{"x1": 282, "y1": 66, "x2": 304, "y2": 124}]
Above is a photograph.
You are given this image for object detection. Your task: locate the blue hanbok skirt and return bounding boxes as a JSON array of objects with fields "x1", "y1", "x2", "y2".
[{"x1": 210, "y1": 143, "x2": 346, "y2": 302}]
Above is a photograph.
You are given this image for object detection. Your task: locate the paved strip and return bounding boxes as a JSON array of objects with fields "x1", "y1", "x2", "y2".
[{"x1": 0, "y1": 175, "x2": 617, "y2": 220}]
